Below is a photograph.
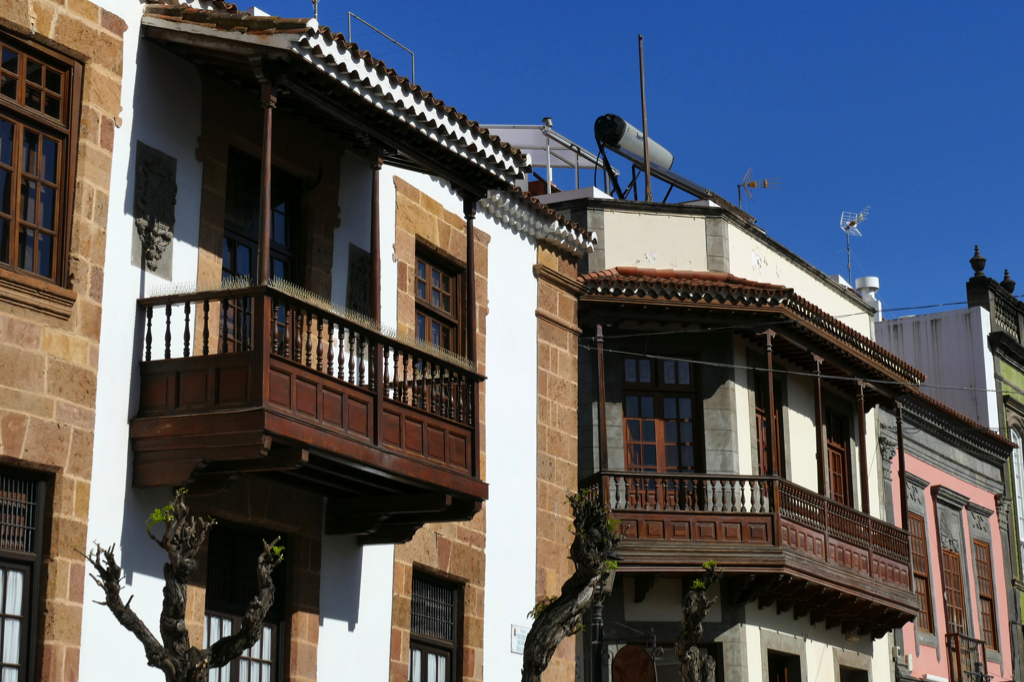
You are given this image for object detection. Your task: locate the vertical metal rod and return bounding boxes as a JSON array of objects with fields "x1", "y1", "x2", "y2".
[
  {"x1": 597, "y1": 324, "x2": 609, "y2": 472},
  {"x1": 813, "y1": 354, "x2": 826, "y2": 495},
  {"x1": 639, "y1": 34, "x2": 653, "y2": 203},
  {"x1": 258, "y1": 80, "x2": 276, "y2": 285},
  {"x1": 857, "y1": 381, "x2": 870, "y2": 515}
]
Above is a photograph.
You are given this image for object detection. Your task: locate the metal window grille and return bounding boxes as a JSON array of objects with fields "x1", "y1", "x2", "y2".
[
  {"x1": 206, "y1": 525, "x2": 284, "y2": 620},
  {"x1": 0, "y1": 476, "x2": 36, "y2": 554},
  {"x1": 411, "y1": 577, "x2": 455, "y2": 643}
]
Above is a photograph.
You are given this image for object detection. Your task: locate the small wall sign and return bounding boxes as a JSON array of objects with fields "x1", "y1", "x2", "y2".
[{"x1": 511, "y1": 624, "x2": 529, "y2": 654}]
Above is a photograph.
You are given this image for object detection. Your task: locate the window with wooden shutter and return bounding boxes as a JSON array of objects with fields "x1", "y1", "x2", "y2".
[
  {"x1": 973, "y1": 540, "x2": 998, "y2": 651},
  {"x1": 941, "y1": 547, "x2": 967, "y2": 634},
  {"x1": 622, "y1": 359, "x2": 702, "y2": 474},
  {"x1": 0, "y1": 32, "x2": 80, "y2": 286},
  {"x1": 414, "y1": 252, "x2": 462, "y2": 355},
  {"x1": 908, "y1": 513, "x2": 934, "y2": 634}
]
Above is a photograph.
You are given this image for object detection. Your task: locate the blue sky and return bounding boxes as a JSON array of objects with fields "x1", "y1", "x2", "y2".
[{"x1": 257, "y1": 0, "x2": 1024, "y2": 315}]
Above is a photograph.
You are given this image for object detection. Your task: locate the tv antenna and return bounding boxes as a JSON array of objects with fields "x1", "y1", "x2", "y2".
[
  {"x1": 840, "y1": 206, "x2": 869, "y2": 285},
  {"x1": 736, "y1": 168, "x2": 781, "y2": 209}
]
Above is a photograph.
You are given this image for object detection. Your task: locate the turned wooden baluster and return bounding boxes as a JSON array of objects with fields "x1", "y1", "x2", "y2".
[
  {"x1": 348, "y1": 330, "x2": 356, "y2": 384},
  {"x1": 164, "y1": 302, "x2": 172, "y2": 359},
  {"x1": 403, "y1": 352, "x2": 411, "y2": 405},
  {"x1": 316, "y1": 317, "x2": 323, "y2": 372},
  {"x1": 183, "y1": 302, "x2": 191, "y2": 358},
  {"x1": 271, "y1": 301, "x2": 279, "y2": 356},
  {"x1": 382, "y1": 345, "x2": 391, "y2": 399},
  {"x1": 327, "y1": 321, "x2": 335, "y2": 377},
  {"x1": 145, "y1": 305, "x2": 153, "y2": 361},
  {"x1": 305, "y1": 312, "x2": 313, "y2": 368},
  {"x1": 458, "y1": 375, "x2": 465, "y2": 423},
  {"x1": 202, "y1": 300, "x2": 210, "y2": 356},
  {"x1": 466, "y1": 378, "x2": 473, "y2": 426},
  {"x1": 282, "y1": 306, "x2": 291, "y2": 357},
  {"x1": 292, "y1": 310, "x2": 302, "y2": 363},
  {"x1": 369, "y1": 338, "x2": 376, "y2": 390}
]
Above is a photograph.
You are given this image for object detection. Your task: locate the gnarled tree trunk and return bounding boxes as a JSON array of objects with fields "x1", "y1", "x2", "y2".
[
  {"x1": 86, "y1": 490, "x2": 284, "y2": 682},
  {"x1": 521, "y1": 492, "x2": 619, "y2": 682},
  {"x1": 675, "y1": 562, "x2": 722, "y2": 682}
]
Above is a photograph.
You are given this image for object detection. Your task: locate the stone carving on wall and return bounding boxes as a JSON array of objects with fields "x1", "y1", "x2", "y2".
[
  {"x1": 908, "y1": 483, "x2": 925, "y2": 509},
  {"x1": 132, "y1": 141, "x2": 178, "y2": 280},
  {"x1": 879, "y1": 436, "x2": 896, "y2": 483},
  {"x1": 969, "y1": 509, "x2": 990, "y2": 537},
  {"x1": 346, "y1": 244, "x2": 372, "y2": 316},
  {"x1": 938, "y1": 508, "x2": 962, "y2": 552},
  {"x1": 996, "y1": 494, "x2": 1012, "y2": 531}
]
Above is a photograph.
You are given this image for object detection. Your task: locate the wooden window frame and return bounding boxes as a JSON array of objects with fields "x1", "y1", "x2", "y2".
[
  {"x1": 409, "y1": 574, "x2": 460, "y2": 682},
  {"x1": 825, "y1": 410, "x2": 853, "y2": 507},
  {"x1": 0, "y1": 31, "x2": 81, "y2": 287},
  {"x1": 414, "y1": 248, "x2": 463, "y2": 355},
  {"x1": 972, "y1": 539, "x2": 998, "y2": 652},
  {"x1": 908, "y1": 512, "x2": 934, "y2": 634},
  {"x1": 754, "y1": 375, "x2": 786, "y2": 478},
  {"x1": 941, "y1": 547, "x2": 968, "y2": 635},
  {"x1": 622, "y1": 358, "x2": 703, "y2": 474}
]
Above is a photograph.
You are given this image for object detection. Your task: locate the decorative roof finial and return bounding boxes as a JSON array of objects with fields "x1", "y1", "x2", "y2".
[
  {"x1": 1002, "y1": 269, "x2": 1016, "y2": 294},
  {"x1": 970, "y1": 245, "x2": 987, "y2": 278}
]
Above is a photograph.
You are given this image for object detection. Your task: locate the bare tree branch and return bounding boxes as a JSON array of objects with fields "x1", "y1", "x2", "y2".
[
  {"x1": 521, "y1": 492, "x2": 620, "y2": 682},
  {"x1": 675, "y1": 562, "x2": 722, "y2": 682},
  {"x1": 87, "y1": 489, "x2": 285, "y2": 682}
]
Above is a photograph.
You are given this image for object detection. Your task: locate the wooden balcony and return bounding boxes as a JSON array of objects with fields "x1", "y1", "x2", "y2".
[
  {"x1": 583, "y1": 472, "x2": 919, "y2": 638},
  {"x1": 946, "y1": 632, "x2": 989, "y2": 682},
  {"x1": 129, "y1": 284, "x2": 486, "y2": 543}
]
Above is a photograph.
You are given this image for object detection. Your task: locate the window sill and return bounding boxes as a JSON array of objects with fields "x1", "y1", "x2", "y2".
[{"x1": 0, "y1": 268, "x2": 77, "y2": 320}]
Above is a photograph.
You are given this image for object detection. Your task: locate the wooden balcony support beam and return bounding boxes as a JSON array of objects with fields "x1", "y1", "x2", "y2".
[
  {"x1": 857, "y1": 381, "x2": 870, "y2": 515},
  {"x1": 762, "y1": 330, "x2": 779, "y2": 476}
]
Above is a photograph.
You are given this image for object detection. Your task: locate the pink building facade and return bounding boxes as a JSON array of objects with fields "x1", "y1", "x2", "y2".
[{"x1": 883, "y1": 397, "x2": 1014, "y2": 682}]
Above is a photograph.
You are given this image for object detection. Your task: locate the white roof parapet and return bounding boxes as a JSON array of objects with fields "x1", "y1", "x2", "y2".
[{"x1": 480, "y1": 190, "x2": 597, "y2": 256}]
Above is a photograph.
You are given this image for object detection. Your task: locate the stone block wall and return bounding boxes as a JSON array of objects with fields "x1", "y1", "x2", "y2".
[
  {"x1": 389, "y1": 177, "x2": 489, "y2": 682},
  {"x1": 0, "y1": 0, "x2": 124, "y2": 679},
  {"x1": 535, "y1": 244, "x2": 581, "y2": 682}
]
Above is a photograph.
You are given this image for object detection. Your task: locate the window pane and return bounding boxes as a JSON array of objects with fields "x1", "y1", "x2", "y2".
[
  {"x1": 638, "y1": 359, "x2": 651, "y2": 383},
  {"x1": 663, "y1": 397, "x2": 676, "y2": 420},
  {"x1": 18, "y1": 180, "x2": 34, "y2": 224},
  {"x1": 2, "y1": 571, "x2": 19, "y2": 615},
  {"x1": 678, "y1": 362, "x2": 691, "y2": 384},
  {"x1": 417, "y1": 281, "x2": 426, "y2": 299},
  {"x1": 38, "y1": 185, "x2": 53, "y2": 230},
  {"x1": 0, "y1": 120, "x2": 11, "y2": 167},
  {"x1": 431, "y1": 321, "x2": 440, "y2": 346},
  {"x1": 43, "y1": 95, "x2": 59, "y2": 120},
  {"x1": 24, "y1": 88, "x2": 40, "y2": 112},
  {"x1": 624, "y1": 359, "x2": 636, "y2": 383},
  {"x1": 0, "y1": 49, "x2": 17, "y2": 74},
  {"x1": 665, "y1": 445, "x2": 679, "y2": 470},
  {"x1": 432, "y1": 270, "x2": 440, "y2": 288},
  {"x1": 641, "y1": 420, "x2": 655, "y2": 442},
  {"x1": 20, "y1": 132, "x2": 36, "y2": 175},
  {"x1": 442, "y1": 274, "x2": 450, "y2": 293},
  {"x1": 17, "y1": 227, "x2": 32, "y2": 271},
  {"x1": 432, "y1": 289, "x2": 440, "y2": 307},
  {"x1": 417, "y1": 261, "x2": 425, "y2": 279},
  {"x1": 1, "y1": 620, "x2": 18, "y2": 664},
  {"x1": 272, "y1": 257, "x2": 286, "y2": 281},
  {"x1": 0, "y1": 76, "x2": 14, "y2": 101},
  {"x1": 664, "y1": 421, "x2": 677, "y2": 444},
  {"x1": 679, "y1": 398, "x2": 692, "y2": 420},
  {"x1": 442, "y1": 293, "x2": 450, "y2": 313},
  {"x1": 239, "y1": 660, "x2": 249, "y2": 682},
  {"x1": 45, "y1": 69, "x2": 60, "y2": 93},
  {"x1": 681, "y1": 445, "x2": 695, "y2": 469},
  {"x1": 237, "y1": 244, "x2": 250, "y2": 278},
  {"x1": 437, "y1": 656, "x2": 446, "y2": 682},
  {"x1": 680, "y1": 422, "x2": 693, "y2": 443},
  {"x1": 427, "y1": 653, "x2": 437, "y2": 682},
  {"x1": 410, "y1": 649, "x2": 422, "y2": 682},
  {"x1": 37, "y1": 232, "x2": 51, "y2": 278},
  {"x1": 0, "y1": 220, "x2": 8, "y2": 264},
  {"x1": 640, "y1": 396, "x2": 654, "y2": 418},
  {"x1": 0, "y1": 169, "x2": 9, "y2": 215},
  {"x1": 40, "y1": 135, "x2": 57, "y2": 181},
  {"x1": 643, "y1": 444, "x2": 657, "y2": 468},
  {"x1": 625, "y1": 395, "x2": 638, "y2": 418},
  {"x1": 416, "y1": 314, "x2": 425, "y2": 340},
  {"x1": 664, "y1": 361, "x2": 676, "y2": 384},
  {"x1": 1, "y1": 667, "x2": 17, "y2": 682},
  {"x1": 626, "y1": 420, "x2": 639, "y2": 441},
  {"x1": 272, "y1": 205, "x2": 286, "y2": 244},
  {"x1": 25, "y1": 61, "x2": 41, "y2": 85}
]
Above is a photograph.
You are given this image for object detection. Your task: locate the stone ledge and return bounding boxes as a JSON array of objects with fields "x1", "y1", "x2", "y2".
[{"x1": 0, "y1": 268, "x2": 77, "y2": 320}]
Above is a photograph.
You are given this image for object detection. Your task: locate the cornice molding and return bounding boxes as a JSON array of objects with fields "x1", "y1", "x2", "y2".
[
  {"x1": 0, "y1": 268, "x2": 77, "y2": 320},
  {"x1": 934, "y1": 485, "x2": 970, "y2": 510}
]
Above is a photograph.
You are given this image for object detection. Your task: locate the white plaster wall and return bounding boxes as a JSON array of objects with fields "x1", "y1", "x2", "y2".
[
  {"x1": 600, "y1": 211, "x2": 707, "y2": 271},
  {"x1": 785, "y1": 373, "x2": 818, "y2": 493},
  {"x1": 733, "y1": 337, "x2": 754, "y2": 476},
  {"x1": 80, "y1": 9, "x2": 207, "y2": 679},
  {"x1": 875, "y1": 307, "x2": 997, "y2": 428},
  {"x1": 726, "y1": 226, "x2": 873, "y2": 337}
]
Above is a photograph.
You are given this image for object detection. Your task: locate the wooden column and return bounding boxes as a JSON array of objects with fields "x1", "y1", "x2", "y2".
[
  {"x1": 257, "y1": 81, "x2": 276, "y2": 285},
  {"x1": 813, "y1": 354, "x2": 827, "y2": 496},
  {"x1": 464, "y1": 197, "x2": 479, "y2": 476},
  {"x1": 370, "y1": 149, "x2": 382, "y2": 322},
  {"x1": 596, "y1": 324, "x2": 609, "y2": 472},
  {"x1": 857, "y1": 381, "x2": 870, "y2": 515},
  {"x1": 896, "y1": 401, "x2": 908, "y2": 530},
  {"x1": 763, "y1": 330, "x2": 778, "y2": 476}
]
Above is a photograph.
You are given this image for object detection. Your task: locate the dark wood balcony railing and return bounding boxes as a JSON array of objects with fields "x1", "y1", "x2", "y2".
[
  {"x1": 947, "y1": 632, "x2": 988, "y2": 682},
  {"x1": 130, "y1": 284, "x2": 484, "y2": 500},
  {"x1": 584, "y1": 471, "x2": 911, "y2": 592}
]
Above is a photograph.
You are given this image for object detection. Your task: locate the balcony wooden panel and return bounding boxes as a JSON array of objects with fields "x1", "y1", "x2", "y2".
[
  {"x1": 130, "y1": 286, "x2": 486, "y2": 540},
  {"x1": 584, "y1": 472, "x2": 918, "y2": 638}
]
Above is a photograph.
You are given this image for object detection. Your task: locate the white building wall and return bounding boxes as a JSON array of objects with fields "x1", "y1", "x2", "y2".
[
  {"x1": 600, "y1": 211, "x2": 707, "y2": 271},
  {"x1": 875, "y1": 306, "x2": 997, "y2": 428},
  {"x1": 80, "y1": 6, "x2": 207, "y2": 678}
]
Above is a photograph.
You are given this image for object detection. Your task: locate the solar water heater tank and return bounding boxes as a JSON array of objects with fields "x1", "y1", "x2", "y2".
[{"x1": 594, "y1": 114, "x2": 674, "y2": 171}]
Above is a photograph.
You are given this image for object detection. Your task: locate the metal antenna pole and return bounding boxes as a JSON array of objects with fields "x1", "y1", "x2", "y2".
[
  {"x1": 639, "y1": 35, "x2": 653, "y2": 202},
  {"x1": 847, "y1": 229, "x2": 852, "y2": 284},
  {"x1": 312, "y1": 0, "x2": 318, "y2": 21}
]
